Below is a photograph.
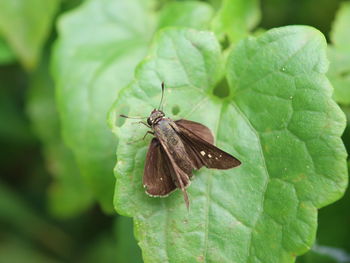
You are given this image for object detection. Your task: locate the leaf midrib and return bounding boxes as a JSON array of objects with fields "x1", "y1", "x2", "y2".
[
  {"x1": 202, "y1": 101, "x2": 225, "y2": 262},
  {"x1": 230, "y1": 101, "x2": 270, "y2": 261}
]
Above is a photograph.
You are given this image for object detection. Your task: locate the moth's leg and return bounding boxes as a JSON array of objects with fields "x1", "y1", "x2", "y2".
[
  {"x1": 132, "y1": 121, "x2": 151, "y2": 128},
  {"x1": 127, "y1": 131, "x2": 154, "y2": 145},
  {"x1": 142, "y1": 131, "x2": 154, "y2": 140}
]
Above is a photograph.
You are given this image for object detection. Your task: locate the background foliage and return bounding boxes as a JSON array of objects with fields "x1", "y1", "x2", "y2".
[{"x1": 0, "y1": 0, "x2": 349, "y2": 262}]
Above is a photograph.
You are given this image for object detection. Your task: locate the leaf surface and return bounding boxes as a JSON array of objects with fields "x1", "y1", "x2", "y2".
[{"x1": 109, "y1": 26, "x2": 347, "y2": 263}]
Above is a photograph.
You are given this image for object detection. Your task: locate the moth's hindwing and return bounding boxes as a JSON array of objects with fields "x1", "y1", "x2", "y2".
[{"x1": 143, "y1": 138, "x2": 177, "y2": 197}]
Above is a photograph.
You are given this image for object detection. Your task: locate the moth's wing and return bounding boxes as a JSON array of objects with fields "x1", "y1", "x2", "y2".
[
  {"x1": 143, "y1": 138, "x2": 177, "y2": 196},
  {"x1": 175, "y1": 123, "x2": 241, "y2": 169},
  {"x1": 175, "y1": 119, "x2": 214, "y2": 144},
  {"x1": 175, "y1": 119, "x2": 215, "y2": 170}
]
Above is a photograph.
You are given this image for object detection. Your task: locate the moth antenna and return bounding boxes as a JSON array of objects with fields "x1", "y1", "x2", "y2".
[
  {"x1": 158, "y1": 82, "x2": 165, "y2": 111},
  {"x1": 119, "y1": 114, "x2": 147, "y2": 119}
]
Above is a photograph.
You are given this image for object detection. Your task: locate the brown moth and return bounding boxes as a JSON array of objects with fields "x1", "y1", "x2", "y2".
[{"x1": 121, "y1": 83, "x2": 241, "y2": 209}]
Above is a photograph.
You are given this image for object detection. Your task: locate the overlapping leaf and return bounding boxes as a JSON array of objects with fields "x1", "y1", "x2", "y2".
[
  {"x1": 211, "y1": 0, "x2": 260, "y2": 43},
  {"x1": 109, "y1": 26, "x2": 347, "y2": 262},
  {"x1": 52, "y1": 0, "x2": 155, "y2": 212},
  {"x1": 27, "y1": 58, "x2": 93, "y2": 218},
  {"x1": 157, "y1": 1, "x2": 213, "y2": 30}
]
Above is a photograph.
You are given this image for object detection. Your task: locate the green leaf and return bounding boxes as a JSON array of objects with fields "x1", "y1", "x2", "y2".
[
  {"x1": 330, "y1": 2, "x2": 350, "y2": 46},
  {"x1": 206, "y1": 0, "x2": 222, "y2": 10},
  {"x1": 0, "y1": 35, "x2": 15, "y2": 64},
  {"x1": 211, "y1": 0, "x2": 261, "y2": 43},
  {"x1": 27, "y1": 58, "x2": 93, "y2": 218},
  {"x1": 0, "y1": 0, "x2": 60, "y2": 70},
  {"x1": 157, "y1": 1, "x2": 213, "y2": 30},
  {"x1": 108, "y1": 26, "x2": 347, "y2": 262},
  {"x1": 327, "y1": 2, "x2": 350, "y2": 105},
  {"x1": 52, "y1": 0, "x2": 214, "y2": 212}
]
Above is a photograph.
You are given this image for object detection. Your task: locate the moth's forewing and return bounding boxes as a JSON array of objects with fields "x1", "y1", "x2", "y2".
[
  {"x1": 175, "y1": 122, "x2": 241, "y2": 169},
  {"x1": 143, "y1": 138, "x2": 176, "y2": 196},
  {"x1": 175, "y1": 119, "x2": 215, "y2": 170},
  {"x1": 175, "y1": 119, "x2": 214, "y2": 144}
]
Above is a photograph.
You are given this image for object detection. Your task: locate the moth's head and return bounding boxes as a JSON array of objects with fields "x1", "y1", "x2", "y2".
[{"x1": 147, "y1": 109, "x2": 165, "y2": 126}]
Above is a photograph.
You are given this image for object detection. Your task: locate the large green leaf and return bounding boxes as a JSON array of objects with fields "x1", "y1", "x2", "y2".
[
  {"x1": 0, "y1": 0, "x2": 60, "y2": 69},
  {"x1": 327, "y1": 2, "x2": 350, "y2": 105},
  {"x1": 52, "y1": 0, "x2": 214, "y2": 212},
  {"x1": 108, "y1": 26, "x2": 347, "y2": 262},
  {"x1": 27, "y1": 57, "x2": 93, "y2": 218}
]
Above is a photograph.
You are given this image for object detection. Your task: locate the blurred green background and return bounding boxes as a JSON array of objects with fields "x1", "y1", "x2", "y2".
[{"x1": 0, "y1": 0, "x2": 349, "y2": 262}]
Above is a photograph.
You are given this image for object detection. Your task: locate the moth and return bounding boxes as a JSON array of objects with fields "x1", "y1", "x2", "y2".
[{"x1": 121, "y1": 83, "x2": 241, "y2": 209}]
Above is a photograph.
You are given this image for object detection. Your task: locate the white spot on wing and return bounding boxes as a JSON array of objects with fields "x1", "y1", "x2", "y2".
[
  {"x1": 208, "y1": 154, "x2": 212, "y2": 158},
  {"x1": 200, "y1": 151, "x2": 205, "y2": 156}
]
